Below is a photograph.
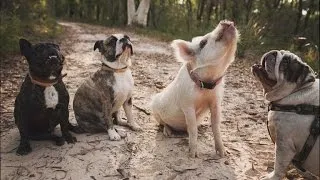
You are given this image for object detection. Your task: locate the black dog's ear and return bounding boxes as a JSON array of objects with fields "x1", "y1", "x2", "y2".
[
  {"x1": 19, "y1": 38, "x2": 32, "y2": 58},
  {"x1": 94, "y1": 40, "x2": 104, "y2": 52}
]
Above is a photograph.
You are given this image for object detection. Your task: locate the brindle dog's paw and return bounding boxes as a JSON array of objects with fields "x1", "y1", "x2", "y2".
[
  {"x1": 16, "y1": 143, "x2": 32, "y2": 155},
  {"x1": 108, "y1": 128, "x2": 121, "y2": 141},
  {"x1": 53, "y1": 136, "x2": 65, "y2": 146},
  {"x1": 64, "y1": 134, "x2": 77, "y2": 144}
]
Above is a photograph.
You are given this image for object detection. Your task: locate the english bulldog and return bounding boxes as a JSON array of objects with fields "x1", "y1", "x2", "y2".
[
  {"x1": 151, "y1": 20, "x2": 239, "y2": 157},
  {"x1": 14, "y1": 39, "x2": 79, "y2": 155},
  {"x1": 251, "y1": 50, "x2": 319, "y2": 179},
  {"x1": 73, "y1": 34, "x2": 141, "y2": 141}
]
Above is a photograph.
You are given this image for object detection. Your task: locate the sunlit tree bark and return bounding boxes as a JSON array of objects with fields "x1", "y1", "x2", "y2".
[{"x1": 127, "y1": 0, "x2": 150, "y2": 27}]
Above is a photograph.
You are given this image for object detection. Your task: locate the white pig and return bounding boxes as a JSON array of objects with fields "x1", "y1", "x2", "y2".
[{"x1": 151, "y1": 20, "x2": 239, "y2": 157}]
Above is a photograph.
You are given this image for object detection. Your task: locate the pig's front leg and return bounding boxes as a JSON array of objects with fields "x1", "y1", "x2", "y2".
[
  {"x1": 210, "y1": 101, "x2": 225, "y2": 157},
  {"x1": 182, "y1": 107, "x2": 198, "y2": 158}
]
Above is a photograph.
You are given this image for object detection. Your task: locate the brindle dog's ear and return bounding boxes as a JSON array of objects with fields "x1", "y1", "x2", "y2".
[
  {"x1": 19, "y1": 38, "x2": 32, "y2": 58},
  {"x1": 94, "y1": 40, "x2": 104, "y2": 52}
]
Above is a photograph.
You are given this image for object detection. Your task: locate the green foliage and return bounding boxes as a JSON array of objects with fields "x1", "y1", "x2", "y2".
[
  {"x1": 0, "y1": 12, "x2": 22, "y2": 53},
  {"x1": 1, "y1": 0, "x2": 318, "y2": 72},
  {"x1": 0, "y1": 0, "x2": 61, "y2": 56}
]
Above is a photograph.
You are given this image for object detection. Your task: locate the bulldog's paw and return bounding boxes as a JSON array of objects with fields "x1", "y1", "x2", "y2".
[
  {"x1": 16, "y1": 143, "x2": 32, "y2": 155},
  {"x1": 108, "y1": 128, "x2": 121, "y2": 141},
  {"x1": 64, "y1": 134, "x2": 77, "y2": 144},
  {"x1": 128, "y1": 121, "x2": 142, "y2": 131}
]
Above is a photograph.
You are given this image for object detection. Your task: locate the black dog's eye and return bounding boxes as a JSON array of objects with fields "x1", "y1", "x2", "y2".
[{"x1": 199, "y1": 39, "x2": 207, "y2": 49}]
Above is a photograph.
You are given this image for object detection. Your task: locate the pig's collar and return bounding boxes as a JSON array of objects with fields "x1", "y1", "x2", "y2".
[
  {"x1": 28, "y1": 72, "x2": 66, "y2": 87},
  {"x1": 187, "y1": 63, "x2": 223, "y2": 89},
  {"x1": 102, "y1": 63, "x2": 128, "y2": 73}
]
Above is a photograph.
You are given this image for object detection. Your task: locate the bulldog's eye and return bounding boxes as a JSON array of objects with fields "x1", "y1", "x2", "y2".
[{"x1": 199, "y1": 39, "x2": 207, "y2": 49}]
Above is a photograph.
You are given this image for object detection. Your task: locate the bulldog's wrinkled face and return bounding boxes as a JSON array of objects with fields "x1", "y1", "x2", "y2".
[
  {"x1": 94, "y1": 34, "x2": 133, "y2": 69},
  {"x1": 19, "y1": 39, "x2": 65, "y2": 80},
  {"x1": 171, "y1": 20, "x2": 239, "y2": 67},
  {"x1": 252, "y1": 50, "x2": 316, "y2": 101}
]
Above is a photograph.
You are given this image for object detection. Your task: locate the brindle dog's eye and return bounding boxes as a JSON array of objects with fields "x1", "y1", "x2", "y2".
[{"x1": 199, "y1": 39, "x2": 207, "y2": 49}]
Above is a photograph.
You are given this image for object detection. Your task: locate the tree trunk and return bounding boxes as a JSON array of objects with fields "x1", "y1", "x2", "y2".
[
  {"x1": 186, "y1": 0, "x2": 193, "y2": 32},
  {"x1": 205, "y1": 0, "x2": 214, "y2": 27},
  {"x1": 304, "y1": 0, "x2": 315, "y2": 30},
  {"x1": 294, "y1": 0, "x2": 303, "y2": 34},
  {"x1": 244, "y1": 0, "x2": 253, "y2": 24},
  {"x1": 127, "y1": 0, "x2": 136, "y2": 25},
  {"x1": 197, "y1": 0, "x2": 206, "y2": 21},
  {"x1": 127, "y1": 0, "x2": 150, "y2": 27},
  {"x1": 96, "y1": 5, "x2": 100, "y2": 21}
]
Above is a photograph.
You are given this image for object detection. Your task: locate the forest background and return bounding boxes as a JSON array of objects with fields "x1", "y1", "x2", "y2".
[{"x1": 0, "y1": 0, "x2": 319, "y2": 72}]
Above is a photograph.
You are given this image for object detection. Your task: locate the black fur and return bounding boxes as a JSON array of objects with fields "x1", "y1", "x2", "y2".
[{"x1": 14, "y1": 39, "x2": 80, "y2": 156}]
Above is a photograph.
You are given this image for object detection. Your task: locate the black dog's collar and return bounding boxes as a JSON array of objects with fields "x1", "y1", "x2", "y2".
[
  {"x1": 267, "y1": 102, "x2": 320, "y2": 172},
  {"x1": 102, "y1": 63, "x2": 128, "y2": 73},
  {"x1": 28, "y1": 72, "x2": 67, "y2": 87},
  {"x1": 187, "y1": 62, "x2": 223, "y2": 90}
]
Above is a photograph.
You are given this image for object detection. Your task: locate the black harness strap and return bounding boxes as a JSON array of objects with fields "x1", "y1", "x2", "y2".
[{"x1": 268, "y1": 103, "x2": 320, "y2": 172}]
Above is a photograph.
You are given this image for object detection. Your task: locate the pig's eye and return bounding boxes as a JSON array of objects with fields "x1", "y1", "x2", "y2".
[{"x1": 199, "y1": 39, "x2": 207, "y2": 49}]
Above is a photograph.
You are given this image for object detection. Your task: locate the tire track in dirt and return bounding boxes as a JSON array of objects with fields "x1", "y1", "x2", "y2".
[{"x1": 1, "y1": 22, "x2": 281, "y2": 180}]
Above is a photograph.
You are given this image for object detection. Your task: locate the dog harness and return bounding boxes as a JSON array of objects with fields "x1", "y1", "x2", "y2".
[
  {"x1": 29, "y1": 72, "x2": 67, "y2": 87},
  {"x1": 268, "y1": 103, "x2": 320, "y2": 172},
  {"x1": 186, "y1": 63, "x2": 223, "y2": 89}
]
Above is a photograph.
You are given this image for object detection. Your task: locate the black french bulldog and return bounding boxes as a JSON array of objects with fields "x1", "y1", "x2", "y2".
[{"x1": 14, "y1": 39, "x2": 81, "y2": 155}]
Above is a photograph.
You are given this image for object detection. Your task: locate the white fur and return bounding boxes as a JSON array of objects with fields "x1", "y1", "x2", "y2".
[
  {"x1": 44, "y1": 86, "x2": 58, "y2": 109},
  {"x1": 112, "y1": 69, "x2": 134, "y2": 112},
  {"x1": 48, "y1": 75, "x2": 56, "y2": 80},
  {"x1": 101, "y1": 56, "x2": 131, "y2": 70},
  {"x1": 107, "y1": 128, "x2": 121, "y2": 141},
  {"x1": 113, "y1": 34, "x2": 125, "y2": 56},
  {"x1": 151, "y1": 21, "x2": 239, "y2": 157}
]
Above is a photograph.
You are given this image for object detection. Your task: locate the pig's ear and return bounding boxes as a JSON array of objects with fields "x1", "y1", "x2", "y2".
[{"x1": 171, "y1": 40, "x2": 195, "y2": 62}]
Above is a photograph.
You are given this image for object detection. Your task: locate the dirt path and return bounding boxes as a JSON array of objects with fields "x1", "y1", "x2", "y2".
[{"x1": 1, "y1": 22, "x2": 283, "y2": 180}]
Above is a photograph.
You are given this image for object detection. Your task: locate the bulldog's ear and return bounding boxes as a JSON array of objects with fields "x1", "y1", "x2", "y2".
[
  {"x1": 171, "y1": 40, "x2": 195, "y2": 62},
  {"x1": 94, "y1": 40, "x2": 104, "y2": 52},
  {"x1": 19, "y1": 38, "x2": 32, "y2": 58},
  {"x1": 284, "y1": 57, "x2": 316, "y2": 86}
]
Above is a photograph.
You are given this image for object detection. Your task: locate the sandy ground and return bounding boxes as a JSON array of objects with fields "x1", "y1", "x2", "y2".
[{"x1": 0, "y1": 22, "x2": 305, "y2": 180}]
